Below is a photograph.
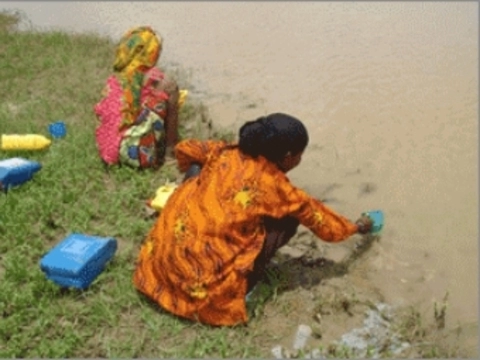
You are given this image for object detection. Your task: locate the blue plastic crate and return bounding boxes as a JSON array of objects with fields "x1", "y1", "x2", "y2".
[
  {"x1": 40, "y1": 233, "x2": 118, "y2": 289},
  {"x1": 0, "y1": 157, "x2": 42, "y2": 192}
]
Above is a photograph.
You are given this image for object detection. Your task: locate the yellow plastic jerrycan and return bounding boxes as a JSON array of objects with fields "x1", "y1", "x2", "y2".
[
  {"x1": 147, "y1": 183, "x2": 178, "y2": 212},
  {"x1": 1, "y1": 134, "x2": 52, "y2": 151}
]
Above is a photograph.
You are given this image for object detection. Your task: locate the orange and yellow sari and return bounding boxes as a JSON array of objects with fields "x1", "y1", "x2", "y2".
[{"x1": 133, "y1": 139, "x2": 358, "y2": 326}]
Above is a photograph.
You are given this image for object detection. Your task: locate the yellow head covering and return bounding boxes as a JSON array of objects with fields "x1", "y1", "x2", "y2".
[
  {"x1": 113, "y1": 26, "x2": 162, "y2": 74},
  {"x1": 113, "y1": 26, "x2": 162, "y2": 129}
]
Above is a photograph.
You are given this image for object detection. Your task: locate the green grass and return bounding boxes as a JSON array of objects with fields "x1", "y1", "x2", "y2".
[
  {"x1": 0, "y1": 11, "x2": 254, "y2": 358},
  {"x1": 0, "y1": 10, "x2": 474, "y2": 359}
]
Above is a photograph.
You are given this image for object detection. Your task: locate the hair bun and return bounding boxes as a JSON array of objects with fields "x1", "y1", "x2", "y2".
[{"x1": 239, "y1": 120, "x2": 267, "y2": 157}]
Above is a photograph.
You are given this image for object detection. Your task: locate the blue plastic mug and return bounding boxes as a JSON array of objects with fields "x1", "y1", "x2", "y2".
[
  {"x1": 48, "y1": 121, "x2": 67, "y2": 139},
  {"x1": 362, "y1": 210, "x2": 384, "y2": 234}
]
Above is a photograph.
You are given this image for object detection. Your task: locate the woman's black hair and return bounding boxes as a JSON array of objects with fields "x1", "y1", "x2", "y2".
[{"x1": 238, "y1": 113, "x2": 309, "y2": 162}]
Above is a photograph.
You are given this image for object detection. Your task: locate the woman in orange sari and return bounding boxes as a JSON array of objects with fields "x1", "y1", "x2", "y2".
[{"x1": 133, "y1": 113, "x2": 373, "y2": 326}]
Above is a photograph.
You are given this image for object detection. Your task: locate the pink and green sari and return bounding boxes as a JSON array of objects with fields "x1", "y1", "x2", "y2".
[{"x1": 94, "y1": 26, "x2": 169, "y2": 169}]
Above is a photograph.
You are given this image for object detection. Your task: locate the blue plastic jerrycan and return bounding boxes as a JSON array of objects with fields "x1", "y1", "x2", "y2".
[
  {"x1": 0, "y1": 157, "x2": 42, "y2": 192},
  {"x1": 40, "y1": 233, "x2": 118, "y2": 290}
]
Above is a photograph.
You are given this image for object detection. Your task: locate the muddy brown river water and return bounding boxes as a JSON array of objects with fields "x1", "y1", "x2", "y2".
[{"x1": 3, "y1": 0, "x2": 479, "y2": 352}]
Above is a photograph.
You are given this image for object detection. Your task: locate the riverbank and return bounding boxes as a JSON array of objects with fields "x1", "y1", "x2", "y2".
[{"x1": 0, "y1": 11, "x2": 476, "y2": 358}]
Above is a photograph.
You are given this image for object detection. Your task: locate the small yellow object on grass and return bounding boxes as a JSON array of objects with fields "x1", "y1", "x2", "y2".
[
  {"x1": 147, "y1": 183, "x2": 178, "y2": 211},
  {"x1": 1, "y1": 134, "x2": 52, "y2": 151}
]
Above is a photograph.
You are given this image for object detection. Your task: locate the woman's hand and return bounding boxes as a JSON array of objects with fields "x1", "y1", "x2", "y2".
[
  {"x1": 355, "y1": 215, "x2": 373, "y2": 234},
  {"x1": 163, "y1": 146, "x2": 177, "y2": 166}
]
